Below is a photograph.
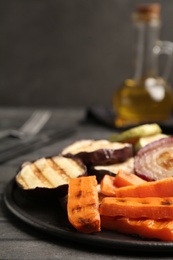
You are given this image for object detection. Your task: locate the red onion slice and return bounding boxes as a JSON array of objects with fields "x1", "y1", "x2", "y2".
[{"x1": 134, "y1": 137, "x2": 173, "y2": 181}]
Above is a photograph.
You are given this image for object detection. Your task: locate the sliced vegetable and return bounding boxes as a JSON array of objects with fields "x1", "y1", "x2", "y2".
[
  {"x1": 101, "y1": 216, "x2": 173, "y2": 241},
  {"x1": 135, "y1": 133, "x2": 168, "y2": 152},
  {"x1": 134, "y1": 136, "x2": 173, "y2": 181},
  {"x1": 16, "y1": 156, "x2": 86, "y2": 197},
  {"x1": 109, "y1": 123, "x2": 161, "y2": 144},
  {"x1": 89, "y1": 158, "x2": 134, "y2": 183},
  {"x1": 62, "y1": 139, "x2": 133, "y2": 165},
  {"x1": 100, "y1": 174, "x2": 117, "y2": 197},
  {"x1": 99, "y1": 197, "x2": 173, "y2": 219},
  {"x1": 114, "y1": 169, "x2": 146, "y2": 187},
  {"x1": 115, "y1": 177, "x2": 173, "y2": 198},
  {"x1": 67, "y1": 176, "x2": 101, "y2": 234}
]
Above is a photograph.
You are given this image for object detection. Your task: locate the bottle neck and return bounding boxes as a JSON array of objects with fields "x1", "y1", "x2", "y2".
[{"x1": 133, "y1": 19, "x2": 161, "y2": 81}]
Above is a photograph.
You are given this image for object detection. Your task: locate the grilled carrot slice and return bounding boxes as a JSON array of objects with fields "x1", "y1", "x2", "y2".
[
  {"x1": 115, "y1": 177, "x2": 173, "y2": 198},
  {"x1": 100, "y1": 174, "x2": 117, "y2": 196},
  {"x1": 101, "y1": 216, "x2": 173, "y2": 241},
  {"x1": 114, "y1": 169, "x2": 146, "y2": 187},
  {"x1": 99, "y1": 197, "x2": 173, "y2": 219},
  {"x1": 67, "y1": 176, "x2": 100, "y2": 233}
]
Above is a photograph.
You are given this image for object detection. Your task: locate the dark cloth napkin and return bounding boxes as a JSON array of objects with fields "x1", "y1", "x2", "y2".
[
  {"x1": 0, "y1": 125, "x2": 76, "y2": 164},
  {"x1": 86, "y1": 106, "x2": 173, "y2": 134}
]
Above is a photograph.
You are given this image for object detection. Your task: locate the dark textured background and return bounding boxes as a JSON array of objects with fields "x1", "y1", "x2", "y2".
[{"x1": 1, "y1": 0, "x2": 173, "y2": 108}]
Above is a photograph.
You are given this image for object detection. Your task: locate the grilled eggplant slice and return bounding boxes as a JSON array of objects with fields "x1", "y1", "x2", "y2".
[
  {"x1": 16, "y1": 155, "x2": 87, "y2": 198},
  {"x1": 89, "y1": 158, "x2": 134, "y2": 182},
  {"x1": 62, "y1": 139, "x2": 133, "y2": 166}
]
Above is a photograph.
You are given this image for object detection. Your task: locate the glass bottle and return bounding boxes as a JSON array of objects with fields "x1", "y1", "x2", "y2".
[{"x1": 113, "y1": 3, "x2": 173, "y2": 127}]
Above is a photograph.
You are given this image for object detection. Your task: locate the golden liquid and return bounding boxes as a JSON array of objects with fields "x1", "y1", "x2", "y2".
[{"x1": 113, "y1": 77, "x2": 173, "y2": 127}]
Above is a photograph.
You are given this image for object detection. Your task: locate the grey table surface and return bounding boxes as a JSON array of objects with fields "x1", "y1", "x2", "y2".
[{"x1": 0, "y1": 107, "x2": 173, "y2": 260}]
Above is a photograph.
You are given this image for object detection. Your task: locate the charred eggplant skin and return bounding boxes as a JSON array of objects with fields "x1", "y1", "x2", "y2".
[
  {"x1": 64, "y1": 145, "x2": 133, "y2": 166},
  {"x1": 62, "y1": 139, "x2": 134, "y2": 166},
  {"x1": 16, "y1": 183, "x2": 69, "y2": 203}
]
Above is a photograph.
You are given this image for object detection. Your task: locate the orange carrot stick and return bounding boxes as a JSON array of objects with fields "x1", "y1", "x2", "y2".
[
  {"x1": 114, "y1": 169, "x2": 146, "y2": 187},
  {"x1": 100, "y1": 174, "x2": 117, "y2": 197},
  {"x1": 115, "y1": 177, "x2": 173, "y2": 198},
  {"x1": 101, "y1": 216, "x2": 173, "y2": 241},
  {"x1": 99, "y1": 197, "x2": 173, "y2": 219},
  {"x1": 67, "y1": 176, "x2": 100, "y2": 234}
]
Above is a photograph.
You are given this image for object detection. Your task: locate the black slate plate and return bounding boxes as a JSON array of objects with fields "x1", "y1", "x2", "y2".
[{"x1": 3, "y1": 179, "x2": 173, "y2": 253}]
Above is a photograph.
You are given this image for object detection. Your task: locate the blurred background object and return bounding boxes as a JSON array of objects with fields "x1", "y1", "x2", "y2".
[
  {"x1": 113, "y1": 2, "x2": 173, "y2": 127},
  {"x1": 1, "y1": 0, "x2": 173, "y2": 108}
]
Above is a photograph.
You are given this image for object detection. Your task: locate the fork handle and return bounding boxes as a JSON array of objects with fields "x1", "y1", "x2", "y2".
[
  {"x1": 0, "y1": 130, "x2": 27, "y2": 139},
  {"x1": 0, "y1": 130, "x2": 12, "y2": 139},
  {"x1": 9, "y1": 130, "x2": 27, "y2": 139}
]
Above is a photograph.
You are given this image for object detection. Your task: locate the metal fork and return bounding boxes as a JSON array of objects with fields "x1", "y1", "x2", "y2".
[{"x1": 0, "y1": 110, "x2": 51, "y2": 139}]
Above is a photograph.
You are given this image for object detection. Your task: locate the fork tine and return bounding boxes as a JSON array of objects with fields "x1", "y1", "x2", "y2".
[{"x1": 20, "y1": 110, "x2": 51, "y2": 135}]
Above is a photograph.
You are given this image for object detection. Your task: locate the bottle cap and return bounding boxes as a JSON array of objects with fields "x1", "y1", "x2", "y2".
[{"x1": 133, "y1": 3, "x2": 161, "y2": 22}]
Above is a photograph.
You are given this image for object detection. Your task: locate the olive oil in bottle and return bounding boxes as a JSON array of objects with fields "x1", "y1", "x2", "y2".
[{"x1": 113, "y1": 4, "x2": 173, "y2": 127}]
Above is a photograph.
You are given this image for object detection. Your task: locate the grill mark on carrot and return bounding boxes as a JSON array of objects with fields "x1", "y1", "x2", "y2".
[
  {"x1": 140, "y1": 201, "x2": 149, "y2": 204},
  {"x1": 88, "y1": 202, "x2": 97, "y2": 209},
  {"x1": 75, "y1": 190, "x2": 82, "y2": 198},
  {"x1": 161, "y1": 200, "x2": 172, "y2": 206},
  {"x1": 77, "y1": 219, "x2": 99, "y2": 233},
  {"x1": 80, "y1": 218, "x2": 88, "y2": 224},
  {"x1": 72, "y1": 206, "x2": 82, "y2": 212},
  {"x1": 72, "y1": 202, "x2": 97, "y2": 214},
  {"x1": 78, "y1": 217, "x2": 92, "y2": 224},
  {"x1": 117, "y1": 199, "x2": 126, "y2": 203}
]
